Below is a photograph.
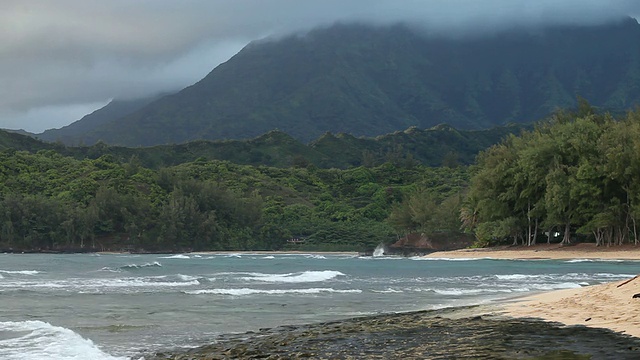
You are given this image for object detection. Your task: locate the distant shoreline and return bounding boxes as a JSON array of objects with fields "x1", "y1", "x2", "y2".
[
  {"x1": 2, "y1": 249, "x2": 361, "y2": 256},
  {"x1": 423, "y1": 243, "x2": 640, "y2": 260}
]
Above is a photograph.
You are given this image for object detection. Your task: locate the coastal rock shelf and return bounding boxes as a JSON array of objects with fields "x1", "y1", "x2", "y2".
[{"x1": 147, "y1": 307, "x2": 640, "y2": 359}]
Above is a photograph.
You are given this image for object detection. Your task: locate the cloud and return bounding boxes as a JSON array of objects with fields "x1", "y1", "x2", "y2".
[{"x1": 1, "y1": 0, "x2": 639, "y2": 132}]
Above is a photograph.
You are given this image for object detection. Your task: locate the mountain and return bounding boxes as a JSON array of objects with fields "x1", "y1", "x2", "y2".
[
  {"x1": 37, "y1": 94, "x2": 166, "y2": 144},
  {"x1": 41, "y1": 18, "x2": 640, "y2": 146}
]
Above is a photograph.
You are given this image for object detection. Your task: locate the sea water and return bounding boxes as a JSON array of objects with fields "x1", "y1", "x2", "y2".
[{"x1": 0, "y1": 252, "x2": 637, "y2": 359}]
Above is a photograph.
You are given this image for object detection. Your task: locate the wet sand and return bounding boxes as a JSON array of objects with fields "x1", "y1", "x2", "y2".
[{"x1": 423, "y1": 243, "x2": 640, "y2": 260}]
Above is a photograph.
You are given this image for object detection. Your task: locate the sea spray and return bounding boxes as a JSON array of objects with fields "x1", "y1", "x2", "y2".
[
  {"x1": 0, "y1": 321, "x2": 126, "y2": 360},
  {"x1": 373, "y1": 243, "x2": 385, "y2": 257}
]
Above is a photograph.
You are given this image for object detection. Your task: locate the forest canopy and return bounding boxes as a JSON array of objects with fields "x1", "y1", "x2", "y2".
[
  {"x1": 2, "y1": 102, "x2": 640, "y2": 252},
  {"x1": 0, "y1": 149, "x2": 467, "y2": 252},
  {"x1": 462, "y1": 102, "x2": 640, "y2": 247}
]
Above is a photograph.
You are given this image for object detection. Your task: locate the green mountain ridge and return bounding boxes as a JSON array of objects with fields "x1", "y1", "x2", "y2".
[
  {"x1": 1, "y1": 123, "x2": 527, "y2": 169},
  {"x1": 43, "y1": 18, "x2": 640, "y2": 146}
]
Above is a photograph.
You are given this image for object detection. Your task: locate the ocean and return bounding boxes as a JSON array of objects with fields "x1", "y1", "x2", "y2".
[{"x1": 0, "y1": 252, "x2": 637, "y2": 359}]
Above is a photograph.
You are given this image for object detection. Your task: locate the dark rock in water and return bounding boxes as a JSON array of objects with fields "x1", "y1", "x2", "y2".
[{"x1": 146, "y1": 307, "x2": 640, "y2": 359}]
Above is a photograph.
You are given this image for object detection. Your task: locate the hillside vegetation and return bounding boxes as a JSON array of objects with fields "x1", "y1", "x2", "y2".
[
  {"x1": 3, "y1": 104, "x2": 640, "y2": 251},
  {"x1": 3, "y1": 124, "x2": 525, "y2": 169},
  {"x1": 0, "y1": 150, "x2": 467, "y2": 252},
  {"x1": 464, "y1": 102, "x2": 640, "y2": 247}
]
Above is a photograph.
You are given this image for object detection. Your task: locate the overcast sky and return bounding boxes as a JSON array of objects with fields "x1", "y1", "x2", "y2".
[{"x1": 2, "y1": 0, "x2": 639, "y2": 133}]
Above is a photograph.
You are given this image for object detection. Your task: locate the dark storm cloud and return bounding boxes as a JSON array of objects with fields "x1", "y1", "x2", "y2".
[{"x1": 1, "y1": 0, "x2": 639, "y2": 132}]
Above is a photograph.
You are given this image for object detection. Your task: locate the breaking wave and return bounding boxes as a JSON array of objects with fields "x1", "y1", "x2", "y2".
[
  {"x1": 240, "y1": 270, "x2": 345, "y2": 283},
  {"x1": 183, "y1": 287, "x2": 362, "y2": 296},
  {"x1": 0, "y1": 320, "x2": 126, "y2": 360},
  {"x1": 120, "y1": 261, "x2": 162, "y2": 270}
]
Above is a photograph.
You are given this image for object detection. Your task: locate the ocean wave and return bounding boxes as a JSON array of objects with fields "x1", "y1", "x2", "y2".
[
  {"x1": 594, "y1": 273, "x2": 637, "y2": 278},
  {"x1": 0, "y1": 270, "x2": 40, "y2": 275},
  {"x1": 262, "y1": 256, "x2": 275, "y2": 259},
  {"x1": 158, "y1": 254, "x2": 190, "y2": 259},
  {"x1": 371, "y1": 288, "x2": 403, "y2": 293},
  {"x1": 429, "y1": 288, "x2": 514, "y2": 296},
  {"x1": 0, "y1": 320, "x2": 126, "y2": 360},
  {"x1": 565, "y1": 258, "x2": 628, "y2": 263},
  {"x1": 495, "y1": 274, "x2": 538, "y2": 280},
  {"x1": 305, "y1": 254, "x2": 327, "y2": 259},
  {"x1": 0, "y1": 277, "x2": 199, "y2": 293},
  {"x1": 529, "y1": 282, "x2": 584, "y2": 290},
  {"x1": 494, "y1": 273, "x2": 635, "y2": 281},
  {"x1": 240, "y1": 270, "x2": 345, "y2": 283},
  {"x1": 120, "y1": 261, "x2": 162, "y2": 270},
  {"x1": 183, "y1": 287, "x2": 362, "y2": 296}
]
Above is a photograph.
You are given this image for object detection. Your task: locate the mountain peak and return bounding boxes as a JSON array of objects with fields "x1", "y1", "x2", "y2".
[{"x1": 42, "y1": 20, "x2": 640, "y2": 147}]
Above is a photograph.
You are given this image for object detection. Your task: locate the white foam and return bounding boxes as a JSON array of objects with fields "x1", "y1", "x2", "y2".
[
  {"x1": 566, "y1": 258, "x2": 625, "y2": 263},
  {"x1": 0, "y1": 320, "x2": 126, "y2": 360},
  {"x1": 0, "y1": 270, "x2": 40, "y2": 275},
  {"x1": 305, "y1": 254, "x2": 326, "y2": 259},
  {"x1": 176, "y1": 274, "x2": 199, "y2": 281},
  {"x1": 159, "y1": 254, "x2": 190, "y2": 259},
  {"x1": 120, "y1": 261, "x2": 162, "y2": 269},
  {"x1": 0, "y1": 277, "x2": 199, "y2": 293},
  {"x1": 240, "y1": 270, "x2": 345, "y2": 283},
  {"x1": 262, "y1": 256, "x2": 275, "y2": 259},
  {"x1": 531, "y1": 282, "x2": 584, "y2": 290},
  {"x1": 371, "y1": 288, "x2": 403, "y2": 293},
  {"x1": 411, "y1": 257, "x2": 487, "y2": 261},
  {"x1": 183, "y1": 287, "x2": 362, "y2": 296},
  {"x1": 495, "y1": 274, "x2": 536, "y2": 280},
  {"x1": 594, "y1": 273, "x2": 637, "y2": 278}
]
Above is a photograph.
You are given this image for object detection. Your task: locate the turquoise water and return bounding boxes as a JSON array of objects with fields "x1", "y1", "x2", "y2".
[{"x1": 0, "y1": 252, "x2": 637, "y2": 359}]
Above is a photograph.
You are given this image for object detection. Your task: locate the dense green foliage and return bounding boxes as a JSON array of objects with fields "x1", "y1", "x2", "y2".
[
  {"x1": 39, "y1": 19, "x2": 640, "y2": 146},
  {"x1": 7, "y1": 124, "x2": 525, "y2": 169},
  {"x1": 0, "y1": 148, "x2": 468, "y2": 252},
  {"x1": 463, "y1": 103, "x2": 640, "y2": 247}
]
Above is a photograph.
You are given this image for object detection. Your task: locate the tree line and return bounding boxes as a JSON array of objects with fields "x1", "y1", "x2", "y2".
[
  {"x1": 0, "y1": 148, "x2": 467, "y2": 252},
  {"x1": 462, "y1": 102, "x2": 640, "y2": 247}
]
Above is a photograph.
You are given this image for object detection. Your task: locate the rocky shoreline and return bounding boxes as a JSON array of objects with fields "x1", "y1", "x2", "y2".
[{"x1": 145, "y1": 306, "x2": 640, "y2": 359}]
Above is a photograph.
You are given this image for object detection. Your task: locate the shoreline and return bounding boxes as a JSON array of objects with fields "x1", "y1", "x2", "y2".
[
  {"x1": 146, "y1": 301, "x2": 640, "y2": 359},
  {"x1": 498, "y1": 276, "x2": 640, "y2": 338},
  {"x1": 423, "y1": 243, "x2": 640, "y2": 260},
  {"x1": 144, "y1": 245, "x2": 640, "y2": 358}
]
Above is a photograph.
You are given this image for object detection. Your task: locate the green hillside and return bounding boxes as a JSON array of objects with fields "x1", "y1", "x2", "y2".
[
  {"x1": 1, "y1": 122, "x2": 525, "y2": 169},
  {"x1": 49, "y1": 18, "x2": 640, "y2": 146}
]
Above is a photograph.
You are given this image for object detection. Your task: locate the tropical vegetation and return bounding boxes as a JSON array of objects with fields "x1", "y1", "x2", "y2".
[{"x1": 463, "y1": 101, "x2": 640, "y2": 247}]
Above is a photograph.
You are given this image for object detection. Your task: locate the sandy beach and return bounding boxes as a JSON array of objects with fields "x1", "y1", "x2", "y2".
[
  {"x1": 424, "y1": 243, "x2": 640, "y2": 260},
  {"x1": 424, "y1": 244, "x2": 640, "y2": 338},
  {"x1": 500, "y1": 275, "x2": 640, "y2": 338}
]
